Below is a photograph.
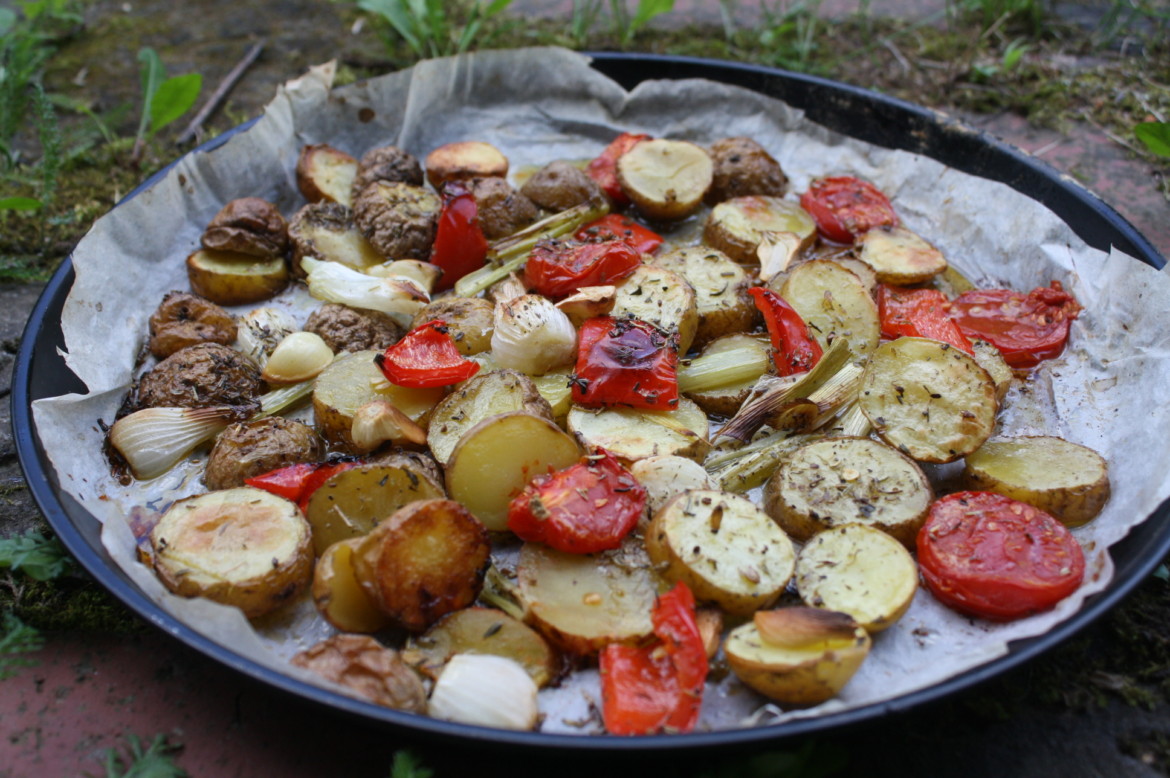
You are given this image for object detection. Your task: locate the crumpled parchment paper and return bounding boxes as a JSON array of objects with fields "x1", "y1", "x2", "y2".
[{"x1": 31, "y1": 47, "x2": 1170, "y2": 734}]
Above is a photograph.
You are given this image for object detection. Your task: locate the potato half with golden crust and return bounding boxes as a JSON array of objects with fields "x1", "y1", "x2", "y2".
[
  {"x1": 410, "y1": 296, "x2": 495, "y2": 356},
  {"x1": 296, "y1": 144, "x2": 359, "y2": 207},
  {"x1": 353, "y1": 498, "x2": 491, "y2": 632},
  {"x1": 312, "y1": 537, "x2": 390, "y2": 633},
  {"x1": 616, "y1": 138, "x2": 713, "y2": 221},
  {"x1": 858, "y1": 224, "x2": 947, "y2": 285},
  {"x1": 288, "y1": 202, "x2": 383, "y2": 277},
  {"x1": 795, "y1": 524, "x2": 918, "y2": 632},
  {"x1": 763, "y1": 436, "x2": 933, "y2": 548},
  {"x1": 425, "y1": 141, "x2": 509, "y2": 190},
  {"x1": 961, "y1": 436, "x2": 1110, "y2": 527},
  {"x1": 291, "y1": 634, "x2": 426, "y2": 712},
  {"x1": 628, "y1": 455, "x2": 716, "y2": 516},
  {"x1": 186, "y1": 249, "x2": 289, "y2": 306},
  {"x1": 427, "y1": 369, "x2": 554, "y2": 467},
  {"x1": 706, "y1": 136, "x2": 788, "y2": 204},
  {"x1": 204, "y1": 416, "x2": 323, "y2": 491},
  {"x1": 646, "y1": 490, "x2": 796, "y2": 616},
  {"x1": 150, "y1": 487, "x2": 313, "y2": 619}
]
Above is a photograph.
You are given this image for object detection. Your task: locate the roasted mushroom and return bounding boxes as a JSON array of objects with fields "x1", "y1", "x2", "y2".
[
  {"x1": 706, "y1": 137, "x2": 788, "y2": 204},
  {"x1": 519, "y1": 160, "x2": 606, "y2": 212},
  {"x1": 204, "y1": 416, "x2": 324, "y2": 490},
  {"x1": 468, "y1": 176, "x2": 539, "y2": 240},
  {"x1": 135, "y1": 342, "x2": 263, "y2": 414},
  {"x1": 147, "y1": 291, "x2": 237, "y2": 359},
  {"x1": 201, "y1": 197, "x2": 289, "y2": 258},
  {"x1": 351, "y1": 145, "x2": 425, "y2": 202},
  {"x1": 353, "y1": 182, "x2": 441, "y2": 260},
  {"x1": 303, "y1": 303, "x2": 404, "y2": 353}
]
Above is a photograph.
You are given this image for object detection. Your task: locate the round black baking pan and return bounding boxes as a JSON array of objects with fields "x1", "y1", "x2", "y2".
[{"x1": 13, "y1": 54, "x2": 1170, "y2": 753}]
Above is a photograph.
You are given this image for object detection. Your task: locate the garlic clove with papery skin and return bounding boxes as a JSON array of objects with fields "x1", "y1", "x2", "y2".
[{"x1": 426, "y1": 654, "x2": 539, "y2": 730}]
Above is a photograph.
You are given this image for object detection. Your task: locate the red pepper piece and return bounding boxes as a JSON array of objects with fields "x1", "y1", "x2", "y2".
[
  {"x1": 574, "y1": 214, "x2": 663, "y2": 255},
  {"x1": 747, "y1": 287, "x2": 823, "y2": 376},
  {"x1": 948, "y1": 281, "x2": 1082, "y2": 368},
  {"x1": 430, "y1": 181, "x2": 489, "y2": 292},
  {"x1": 600, "y1": 583, "x2": 708, "y2": 735},
  {"x1": 245, "y1": 460, "x2": 358, "y2": 512},
  {"x1": 523, "y1": 239, "x2": 642, "y2": 299},
  {"x1": 877, "y1": 284, "x2": 974, "y2": 354},
  {"x1": 375, "y1": 319, "x2": 480, "y2": 388},
  {"x1": 506, "y1": 450, "x2": 647, "y2": 554},
  {"x1": 586, "y1": 132, "x2": 651, "y2": 206},
  {"x1": 799, "y1": 175, "x2": 899, "y2": 244},
  {"x1": 571, "y1": 316, "x2": 679, "y2": 411}
]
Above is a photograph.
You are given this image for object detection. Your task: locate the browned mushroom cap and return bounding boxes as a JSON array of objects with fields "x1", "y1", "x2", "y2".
[
  {"x1": 135, "y1": 342, "x2": 263, "y2": 414},
  {"x1": 303, "y1": 303, "x2": 403, "y2": 353},
  {"x1": 351, "y1": 145, "x2": 425, "y2": 202},
  {"x1": 519, "y1": 160, "x2": 607, "y2": 212},
  {"x1": 706, "y1": 137, "x2": 788, "y2": 204},
  {"x1": 147, "y1": 291, "x2": 237, "y2": 359},
  {"x1": 201, "y1": 198, "x2": 289, "y2": 258},
  {"x1": 352, "y1": 181, "x2": 442, "y2": 260},
  {"x1": 467, "y1": 176, "x2": 539, "y2": 240}
]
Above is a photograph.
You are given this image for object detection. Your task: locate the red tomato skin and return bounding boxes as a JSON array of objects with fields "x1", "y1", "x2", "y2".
[
  {"x1": 429, "y1": 181, "x2": 489, "y2": 292},
  {"x1": 917, "y1": 492, "x2": 1086, "y2": 621},
  {"x1": 575, "y1": 214, "x2": 664, "y2": 255},
  {"x1": 800, "y1": 176, "x2": 899, "y2": 244},
  {"x1": 375, "y1": 320, "x2": 480, "y2": 388},
  {"x1": 747, "y1": 287, "x2": 823, "y2": 376},
  {"x1": 571, "y1": 316, "x2": 679, "y2": 411},
  {"x1": 948, "y1": 281, "x2": 1081, "y2": 368},
  {"x1": 523, "y1": 239, "x2": 642, "y2": 299},
  {"x1": 244, "y1": 461, "x2": 357, "y2": 512},
  {"x1": 506, "y1": 452, "x2": 647, "y2": 554},
  {"x1": 586, "y1": 132, "x2": 650, "y2": 206},
  {"x1": 877, "y1": 284, "x2": 974, "y2": 354}
]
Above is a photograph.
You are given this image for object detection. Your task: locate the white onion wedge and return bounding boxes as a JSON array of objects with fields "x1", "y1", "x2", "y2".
[
  {"x1": 302, "y1": 258, "x2": 430, "y2": 325},
  {"x1": 109, "y1": 406, "x2": 236, "y2": 480}
]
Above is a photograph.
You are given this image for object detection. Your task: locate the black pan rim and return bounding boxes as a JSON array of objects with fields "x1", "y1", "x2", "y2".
[{"x1": 12, "y1": 52, "x2": 1170, "y2": 753}]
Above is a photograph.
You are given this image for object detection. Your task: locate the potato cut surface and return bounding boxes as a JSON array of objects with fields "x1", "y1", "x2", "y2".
[
  {"x1": 567, "y1": 397, "x2": 710, "y2": 463},
  {"x1": 776, "y1": 259, "x2": 880, "y2": 360}
]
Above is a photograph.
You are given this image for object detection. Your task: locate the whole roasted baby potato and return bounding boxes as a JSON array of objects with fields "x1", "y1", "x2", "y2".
[
  {"x1": 291, "y1": 634, "x2": 427, "y2": 712},
  {"x1": 204, "y1": 416, "x2": 323, "y2": 490},
  {"x1": 201, "y1": 197, "x2": 289, "y2": 258},
  {"x1": 425, "y1": 141, "x2": 508, "y2": 190},
  {"x1": 296, "y1": 143, "x2": 358, "y2": 207},
  {"x1": 617, "y1": 138, "x2": 713, "y2": 221},
  {"x1": 288, "y1": 202, "x2": 383, "y2": 278},
  {"x1": 519, "y1": 160, "x2": 607, "y2": 211},
  {"x1": 147, "y1": 291, "x2": 236, "y2": 359},
  {"x1": 135, "y1": 342, "x2": 263, "y2": 413},
  {"x1": 353, "y1": 181, "x2": 441, "y2": 260},
  {"x1": 706, "y1": 136, "x2": 788, "y2": 204},
  {"x1": 468, "y1": 176, "x2": 539, "y2": 240},
  {"x1": 351, "y1": 144, "x2": 424, "y2": 200},
  {"x1": 150, "y1": 487, "x2": 313, "y2": 619},
  {"x1": 353, "y1": 499, "x2": 492, "y2": 632},
  {"x1": 303, "y1": 302, "x2": 403, "y2": 353},
  {"x1": 409, "y1": 296, "x2": 495, "y2": 356}
]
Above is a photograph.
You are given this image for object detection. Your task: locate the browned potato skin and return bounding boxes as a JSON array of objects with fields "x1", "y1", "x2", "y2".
[
  {"x1": 186, "y1": 249, "x2": 290, "y2": 307},
  {"x1": 288, "y1": 202, "x2": 381, "y2": 279},
  {"x1": 147, "y1": 291, "x2": 236, "y2": 359},
  {"x1": 296, "y1": 143, "x2": 358, "y2": 206},
  {"x1": 304, "y1": 303, "x2": 403, "y2": 353},
  {"x1": 519, "y1": 160, "x2": 607, "y2": 211},
  {"x1": 410, "y1": 297, "x2": 495, "y2": 356},
  {"x1": 425, "y1": 141, "x2": 508, "y2": 190},
  {"x1": 353, "y1": 181, "x2": 441, "y2": 260},
  {"x1": 204, "y1": 417, "x2": 323, "y2": 490},
  {"x1": 706, "y1": 137, "x2": 788, "y2": 204},
  {"x1": 351, "y1": 145, "x2": 425, "y2": 201},
  {"x1": 135, "y1": 343, "x2": 262, "y2": 414},
  {"x1": 354, "y1": 499, "x2": 491, "y2": 632},
  {"x1": 291, "y1": 634, "x2": 427, "y2": 712},
  {"x1": 364, "y1": 447, "x2": 446, "y2": 493},
  {"x1": 202, "y1": 197, "x2": 289, "y2": 258},
  {"x1": 313, "y1": 538, "x2": 390, "y2": 633},
  {"x1": 468, "y1": 176, "x2": 540, "y2": 240}
]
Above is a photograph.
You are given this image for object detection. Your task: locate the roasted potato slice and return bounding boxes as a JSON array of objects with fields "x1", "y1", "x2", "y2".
[
  {"x1": 646, "y1": 490, "x2": 796, "y2": 616},
  {"x1": 680, "y1": 333, "x2": 771, "y2": 417},
  {"x1": 410, "y1": 296, "x2": 495, "y2": 356},
  {"x1": 291, "y1": 634, "x2": 426, "y2": 712},
  {"x1": 857, "y1": 224, "x2": 947, "y2": 285},
  {"x1": 611, "y1": 265, "x2": 698, "y2": 354},
  {"x1": 402, "y1": 607, "x2": 558, "y2": 687},
  {"x1": 353, "y1": 498, "x2": 491, "y2": 632},
  {"x1": 186, "y1": 249, "x2": 289, "y2": 306},
  {"x1": 763, "y1": 436, "x2": 933, "y2": 547},
  {"x1": 517, "y1": 539, "x2": 658, "y2": 655},
  {"x1": 616, "y1": 138, "x2": 713, "y2": 221},
  {"x1": 652, "y1": 246, "x2": 756, "y2": 348},
  {"x1": 725, "y1": 609, "x2": 871, "y2": 707},
  {"x1": 567, "y1": 397, "x2": 710, "y2": 464},
  {"x1": 444, "y1": 411, "x2": 582, "y2": 532},
  {"x1": 312, "y1": 537, "x2": 390, "y2": 633},
  {"x1": 703, "y1": 195, "x2": 816, "y2": 265},
  {"x1": 628, "y1": 455, "x2": 716, "y2": 515},
  {"x1": 150, "y1": 487, "x2": 312, "y2": 619},
  {"x1": 303, "y1": 462, "x2": 446, "y2": 555},
  {"x1": 962, "y1": 436, "x2": 1110, "y2": 527},
  {"x1": 425, "y1": 141, "x2": 509, "y2": 189},
  {"x1": 795, "y1": 524, "x2": 919, "y2": 632},
  {"x1": 312, "y1": 350, "x2": 444, "y2": 452},
  {"x1": 428, "y1": 370, "x2": 554, "y2": 467},
  {"x1": 296, "y1": 144, "x2": 359, "y2": 207},
  {"x1": 776, "y1": 259, "x2": 880, "y2": 360},
  {"x1": 858, "y1": 337, "x2": 997, "y2": 463},
  {"x1": 971, "y1": 339, "x2": 1013, "y2": 404}
]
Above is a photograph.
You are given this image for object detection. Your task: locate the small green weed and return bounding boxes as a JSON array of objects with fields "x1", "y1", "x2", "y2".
[
  {"x1": 753, "y1": 0, "x2": 826, "y2": 73},
  {"x1": 0, "y1": 530, "x2": 75, "y2": 581},
  {"x1": 952, "y1": 0, "x2": 1046, "y2": 34},
  {"x1": 0, "y1": 611, "x2": 44, "y2": 679},
  {"x1": 131, "y1": 48, "x2": 202, "y2": 163},
  {"x1": 388, "y1": 750, "x2": 434, "y2": 778},
  {"x1": 101, "y1": 734, "x2": 187, "y2": 778},
  {"x1": 1136, "y1": 121, "x2": 1170, "y2": 158},
  {"x1": 607, "y1": 0, "x2": 676, "y2": 47},
  {"x1": 357, "y1": 0, "x2": 515, "y2": 60}
]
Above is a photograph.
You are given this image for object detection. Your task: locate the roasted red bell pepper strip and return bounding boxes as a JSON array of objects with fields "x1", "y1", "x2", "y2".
[
  {"x1": 430, "y1": 180, "x2": 489, "y2": 292},
  {"x1": 506, "y1": 450, "x2": 646, "y2": 554},
  {"x1": 571, "y1": 316, "x2": 679, "y2": 411},
  {"x1": 375, "y1": 319, "x2": 480, "y2": 388},
  {"x1": 245, "y1": 460, "x2": 358, "y2": 512},
  {"x1": 523, "y1": 238, "x2": 642, "y2": 299},
  {"x1": 600, "y1": 583, "x2": 707, "y2": 735},
  {"x1": 877, "y1": 284, "x2": 973, "y2": 354},
  {"x1": 948, "y1": 281, "x2": 1081, "y2": 368},
  {"x1": 800, "y1": 175, "x2": 899, "y2": 244},
  {"x1": 575, "y1": 214, "x2": 663, "y2": 255},
  {"x1": 747, "y1": 287, "x2": 823, "y2": 376},
  {"x1": 586, "y1": 132, "x2": 651, "y2": 207}
]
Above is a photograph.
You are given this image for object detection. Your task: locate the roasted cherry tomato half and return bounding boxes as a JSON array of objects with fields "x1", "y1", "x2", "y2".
[
  {"x1": 917, "y1": 491, "x2": 1086, "y2": 621},
  {"x1": 523, "y1": 238, "x2": 642, "y2": 299},
  {"x1": 506, "y1": 450, "x2": 646, "y2": 554},
  {"x1": 948, "y1": 281, "x2": 1081, "y2": 369},
  {"x1": 800, "y1": 175, "x2": 899, "y2": 244},
  {"x1": 601, "y1": 582, "x2": 707, "y2": 736},
  {"x1": 747, "y1": 286, "x2": 823, "y2": 376},
  {"x1": 375, "y1": 319, "x2": 480, "y2": 388},
  {"x1": 430, "y1": 180, "x2": 489, "y2": 292},
  {"x1": 586, "y1": 131, "x2": 651, "y2": 206},
  {"x1": 571, "y1": 316, "x2": 679, "y2": 411},
  {"x1": 575, "y1": 213, "x2": 664, "y2": 255},
  {"x1": 877, "y1": 284, "x2": 973, "y2": 354}
]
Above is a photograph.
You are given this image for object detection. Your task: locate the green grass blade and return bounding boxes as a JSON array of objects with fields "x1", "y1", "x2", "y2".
[{"x1": 1135, "y1": 122, "x2": 1170, "y2": 158}]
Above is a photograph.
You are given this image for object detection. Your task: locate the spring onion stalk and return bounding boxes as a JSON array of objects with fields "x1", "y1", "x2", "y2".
[
  {"x1": 427, "y1": 654, "x2": 539, "y2": 730},
  {"x1": 803, "y1": 361, "x2": 864, "y2": 429},
  {"x1": 480, "y1": 564, "x2": 527, "y2": 622},
  {"x1": 677, "y1": 344, "x2": 770, "y2": 394},
  {"x1": 454, "y1": 202, "x2": 609, "y2": 298},
  {"x1": 302, "y1": 258, "x2": 429, "y2": 324},
  {"x1": 109, "y1": 407, "x2": 236, "y2": 480},
  {"x1": 257, "y1": 380, "x2": 315, "y2": 417},
  {"x1": 707, "y1": 432, "x2": 815, "y2": 493},
  {"x1": 831, "y1": 402, "x2": 873, "y2": 438}
]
